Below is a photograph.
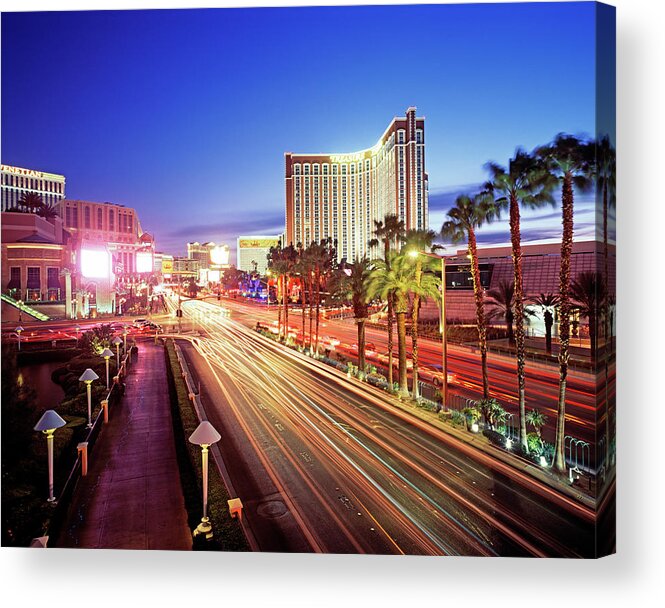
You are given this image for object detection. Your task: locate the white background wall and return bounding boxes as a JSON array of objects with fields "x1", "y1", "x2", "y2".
[{"x1": 1, "y1": 1, "x2": 662, "y2": 607}]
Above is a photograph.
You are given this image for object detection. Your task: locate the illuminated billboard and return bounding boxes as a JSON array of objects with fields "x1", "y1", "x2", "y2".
[
  {"x1": 136, "y1": 251, "x2": 154, "y2": 273},
  {"x1": 162, "y1": 258, "x2": 174, "y2": 274},
  {"x1": 81, "y1": 249, "x2": 110, "y2": 278},
  {"x1": 210, "y1": 245, "x2": 230, "y2": 266}
]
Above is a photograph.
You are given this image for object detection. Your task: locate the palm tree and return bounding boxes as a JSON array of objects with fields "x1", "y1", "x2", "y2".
[
  {"x1": 369, "y1": 252, "x2": 439, "y2": 398},
  {"x1": 526, "y1": 408, "x2": 548, "y2": 451},
  {"x1": 403, "y1": 228, "x2": 440, "y2": 399},
  {"x1": 531, "y1": 293, "x2": 560, "y2": 354},
  {"x1": 484, "y1": 150, "x2": 556, "y2": 452},
  {"x1": 597, "y1": 135, "x2": 616, "y2": 470},
  {"x1": 486, "y1": 280, "x2": 517, "y2": 346},
  {"x1": 267, "y1": 245, "x2": 288, "y2": 340},
  {"x1": 18, "y1": 192, "x2": 43, "y2": 213},
  {"x1": 537, "y1": 134, "x2": 593, "y2": 472},
  {"x1": 571, "y1": 272, "x2": 607, "y2": 363},
  {"x1": 369, "y1": 214, "x2": 406, "y2": 388},
  {"x1": 441, "y1": 193, "x2": 499, "y2": 399},
  {"x1": 36, "y1": 200, "x2": 59, "y2": 221},
  {"x1": 331, "y1": 257, "x2": 373, "y2": 372},
  {"x1": 310, "y1": 238, "x2": 336, "y2": 355}
]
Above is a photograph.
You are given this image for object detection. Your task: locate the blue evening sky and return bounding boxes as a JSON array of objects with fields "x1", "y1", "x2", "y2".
[{"x1": 1, "y1": 2, "x2": 611, "y2": 258}]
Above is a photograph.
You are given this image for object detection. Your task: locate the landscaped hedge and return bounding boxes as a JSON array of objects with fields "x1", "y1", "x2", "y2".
[{"x1": 164, "y1": 340, "x2": 248, "y2": 552}]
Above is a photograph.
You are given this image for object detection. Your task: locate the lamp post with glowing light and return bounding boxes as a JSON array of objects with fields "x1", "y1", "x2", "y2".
[
  {"x1": 122, "y1": 325, "x2": 129, "y2": 355},
  {"x1": 408, "y1": 249, "x2": 448, "y2": 408},
  {"x1": 17, "y1": 299, "x2": 24, "y2": 323},
  {"x1": 79, "y1": 368, "x2": 99, "y2": 428},
  {"x1": 75, "y1": 324, "x2": 81, "y2": 346},
  {"x1": 112, "y1": 336, "x2": 123, "y2": 369},
  {"x1": 100, "y1": 348, "x2": 114, "y2": 390},
  {"x1": 15, "y1": 326, "x2": 24, "y2": 351},
  {"x1": 34, "y1": 410, "x2": 67, "y2": 502},
  {"x1": 189, "y1": 420, "x2": 221, "y2": 539}
]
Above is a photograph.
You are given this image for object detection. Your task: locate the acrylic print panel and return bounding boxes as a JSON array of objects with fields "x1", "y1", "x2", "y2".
[{"x1": 0, "y1": 1, "x2": 615, "y2": 557}]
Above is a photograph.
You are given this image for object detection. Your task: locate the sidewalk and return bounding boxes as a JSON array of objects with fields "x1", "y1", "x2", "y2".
[{"x1": 56, "y1": 341, "x2": 192, "y2": 550}]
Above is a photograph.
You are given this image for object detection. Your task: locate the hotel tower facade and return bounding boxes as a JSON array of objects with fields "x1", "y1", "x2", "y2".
[{"x1": 285, "y1": 107, "x2": 428, "y2": 262}]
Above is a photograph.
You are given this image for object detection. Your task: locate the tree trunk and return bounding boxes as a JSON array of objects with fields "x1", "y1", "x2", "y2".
[
  {"x1": 385, "y1": 240, "x2": 394, "y2": 388},
  {"x1": 509, "y1": 192, "x2": 528, "y2": 453},
  {"x1": 308, "y1": 275, "x2": 314, "y2": 350},
  {"x1": 411, "y1": 259, "x2": 422, "y2": 399},
  {"x1": 603, "y1": 177, "x2": 612, "y2": 469},
  {"x1": 301, "y1": 281, "x2": 306, "y2": 348},
  {"x1": 589, "y1": 311, "x2": 597, "y2": 364},
  {"x1": 284, "y1": 274, "x2": 289, "y2": 341},
  {"x1": 395, "y1": 307, "x2": 409, "y2": 397},
  {"x1": 468, "y1": 228, "x2": 489, "y2": 399},
  {"x1": 277, "y1": 276, "x2": 283, "y2": 341},
  {"x1": 357, "y1": 318, "x2": 366, "y2": 373},
  {"x1": 544, "y1": 311, "x2": 553, "y2": 354},
  {"x1": 554, "y1": 173, "x2": 574, "y2": 472},
  {"x1": 314, "y1": 269, "x2": 321, "y2": 355}
]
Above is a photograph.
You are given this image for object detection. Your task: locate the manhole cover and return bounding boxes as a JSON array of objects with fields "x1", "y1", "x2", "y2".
[{"x1": 256, "y1": 500, "x2": 288, "y2": 519}]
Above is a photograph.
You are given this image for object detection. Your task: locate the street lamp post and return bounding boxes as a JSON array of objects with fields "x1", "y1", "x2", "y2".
[
  {"x1": 122, "y1": 325, "x2": 129, "y2": 355},
  {"x1": 79, "y1": 368, "x2": 99, "y2": 428},
  {"x1": 75, "y1": 324, "x2": 81, "y2": 347},
  {"x1": 112, "y1": 336, "x2": 123, "y2": 369},
  {"x1": 409, "y1": 249, "x2": 448, "y2": 408},
  {"x1": 17, "y1": 299, "x2": 24, "y2": 323},
  {"x1": 34, "y1": 409, "x2": 67, "y2": 502},
  {"x1": 189, "y1": 420, "x2": 221, "y2": 540},
  {"x1": 100, "y1": 348, "x2": 114, "y2": 390},
  {"x1": 15, "y1": 326, "x2": 24, "y2": 351}
]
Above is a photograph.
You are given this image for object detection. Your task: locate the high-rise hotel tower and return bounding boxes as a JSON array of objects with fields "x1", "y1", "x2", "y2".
[{"x1": 285, "y1": 107, "x2": 428, "y2": 262}]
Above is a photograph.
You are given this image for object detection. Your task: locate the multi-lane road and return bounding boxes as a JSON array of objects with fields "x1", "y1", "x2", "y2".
[
  {"x1": 202, "y1": 296, "x2": 613, "y2": 451},
  {"x1": 175, "y1": 297, "x2": 602, "y2": 556}
]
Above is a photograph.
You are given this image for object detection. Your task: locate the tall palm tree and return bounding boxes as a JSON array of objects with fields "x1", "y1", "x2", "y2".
[
  {"x1": 369, "y1": 214, "x2": 406, "y2": 388},
  {"x1": 537, "y1": 134, "x2": 593, "y2": 472},
  {"x1": 369, "y1": 252, "x2": 439, "y2": 398},
  {"x1": 331, "y1": 257, "x2": 373, "y2": 372},
  {"x1": 486, "y1": 280, "x2": 517, "y2": 346},
  {"x1": 309, "y1": 238, "x2": 336, "y2": 355},
  {"x1": 571, "y1": 271, "x2": 607, "y2": 364},
  {"x1": 485, "y1": 151, "x2": 556, "y2": 452},
  {"x1": 267, "y1": 245, "x2": 288, "y2": 340},
  {"x1": 531, "y1": 293, "x2": 560, "y2": 354},
  {"x1": 18, "y1": 192, "x2": 44, "y2": 214},
  {"x1": 596, "y1": 135, "x2": 616, "y2": 469},
  {"x1": 36, "y1": 200, "x2": 59, "y2": 221},
  {"x1": 281, "y1": 244, "x2": 298, "y2": 342},
  {"x1": 403, "y1": 229, "x2": 440, "y2": 399},
  {"x1": 441, "y1": 193, "x2": 499, "y2": 399}
]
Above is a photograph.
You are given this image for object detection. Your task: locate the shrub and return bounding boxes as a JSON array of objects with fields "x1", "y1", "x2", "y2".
[{"x1": 164, "y1": 340, "x2": 248, "y2": 552}]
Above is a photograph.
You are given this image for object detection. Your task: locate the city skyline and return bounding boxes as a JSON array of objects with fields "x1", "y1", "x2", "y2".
[{"x1": 1, "y1": 3, "x2": 607, "y2": 257}]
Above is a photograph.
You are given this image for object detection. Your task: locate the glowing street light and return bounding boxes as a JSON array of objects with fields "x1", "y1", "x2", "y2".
[
  {"x1": 17, "y1": 299, "x2": 24, "y2": 323},
  {"x1": 122, "y1": 325, "x2": 129, "y2": 354},
  {"x1": 408, "y1": 248, "x2": 448, "y2": 408},
  {"x1": 15, "y1": 326, "x2": 24, "y2": 351},
  {"x1": 100, "y1": 348, "x2": 114, "y2": 390},
  {"x1": 189, "y1": 420, "x2": 221, "y2": 539},
  {"x1": 79, "y1": 368, "x2": 99, "y2": 428},
  {"x1": 34, "y1": 409, "x2": 67, "y2": 502},
  {"x1": 75, "y1": 324, "x2": 81, "y2": 346},
  {"x1": 112, "y1": 336, "x2": 123, "y2": 368}
]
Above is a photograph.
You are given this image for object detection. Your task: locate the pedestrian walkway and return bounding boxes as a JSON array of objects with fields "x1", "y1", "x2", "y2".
[{"x1": 56, "y1": 341, "x2": 192, "y2": 550}]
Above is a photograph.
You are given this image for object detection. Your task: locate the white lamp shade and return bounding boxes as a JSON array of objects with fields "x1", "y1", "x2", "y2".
[
  {"x1": 112, "y1": 336, "x2": 123, "y2": 345},
  {"x1": 79, "y1": 368, "x2": 99, "y2": 382},
  {"x1": 34, "y1": 409, "x2": 66, "y2": 432},
  {"x1": 189, "y1": 421, "x2": 221, "y2": 446},
  {"x1": 15, "y1": 326, "x2": 24, "y2": 332},
  {"x1": 100, "y1": 348, "x2": 114, "y2": 358}
]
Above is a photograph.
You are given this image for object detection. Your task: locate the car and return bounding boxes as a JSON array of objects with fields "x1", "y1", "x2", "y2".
[{"x1": 133, "y1": 318, "x2": 147, "y2": 326}]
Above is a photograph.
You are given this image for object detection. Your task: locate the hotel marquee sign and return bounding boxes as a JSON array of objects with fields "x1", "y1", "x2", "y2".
[
  {"x1": 1, "y1": 164, "x2": 64, "y2": 181},
  {"x1": 238, "y1": 239, "x2": 279, "y2": 249}
]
